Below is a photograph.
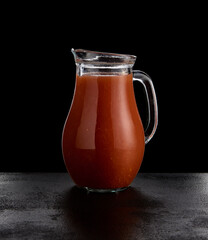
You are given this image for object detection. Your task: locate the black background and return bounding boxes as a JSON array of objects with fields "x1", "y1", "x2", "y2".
[{"x1": 2, "y1": 3, "x2": 207, "y2": 172}]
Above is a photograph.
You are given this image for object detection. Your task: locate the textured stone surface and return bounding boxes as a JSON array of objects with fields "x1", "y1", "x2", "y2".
[{"x1": 0, "y1": 173, "x2": 208, "y2": 239}]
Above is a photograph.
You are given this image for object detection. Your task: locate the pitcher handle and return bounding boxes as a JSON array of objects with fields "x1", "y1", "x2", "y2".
[{"x1": 133, "y1": 70, "x2": 158, "y2": 144}]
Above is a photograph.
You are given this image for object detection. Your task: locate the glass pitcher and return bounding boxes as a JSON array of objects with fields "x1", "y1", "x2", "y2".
[{"x1": 62, "y1": 49, "x2": 158, "y2": 193}]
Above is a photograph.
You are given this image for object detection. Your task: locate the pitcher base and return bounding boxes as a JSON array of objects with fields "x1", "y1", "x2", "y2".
[{"x1": 82, "y1": 186, "x2": 129, "y2": 193}]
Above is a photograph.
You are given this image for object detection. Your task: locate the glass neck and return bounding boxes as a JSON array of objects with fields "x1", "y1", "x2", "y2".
[
  {"x1": 76, "y1": 63, "x2": 132, "y2": 76},
  {"x1": 72, "y1": 49, "x2": 136, "y2": 76}
]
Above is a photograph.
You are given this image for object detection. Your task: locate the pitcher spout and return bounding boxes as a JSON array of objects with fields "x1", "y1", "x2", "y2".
[
  {"x1": 71, "y1": 48, "x2": 136, "y2": 65},
  {"x1": 71, "y1": 48, "x2": 76, "y2": 61}
]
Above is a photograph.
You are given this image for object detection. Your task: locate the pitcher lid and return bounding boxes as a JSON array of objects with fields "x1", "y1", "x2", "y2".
[{"x1": 71, "y1": 49, "x2": 136, "y2": 66}]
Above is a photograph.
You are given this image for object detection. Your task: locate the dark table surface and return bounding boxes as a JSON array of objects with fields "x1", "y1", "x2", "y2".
[{"x1": 0, "y1": 173, "x2": 207, "y2": 240}]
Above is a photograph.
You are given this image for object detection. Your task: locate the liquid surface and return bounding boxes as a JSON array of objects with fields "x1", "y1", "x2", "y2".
[{"x1": 62, "y1": 73, "x2": 145, "y2": 189}]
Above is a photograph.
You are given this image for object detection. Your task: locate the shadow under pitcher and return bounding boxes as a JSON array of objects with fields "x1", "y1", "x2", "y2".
[{"x1": 62, "y1": 49, "x2": 158, "y2": 193}]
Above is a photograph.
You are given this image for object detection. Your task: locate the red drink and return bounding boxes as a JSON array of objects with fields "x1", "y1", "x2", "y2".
[{"x1": 62, "y1": 73, "x2": 145, "y2": 190}]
